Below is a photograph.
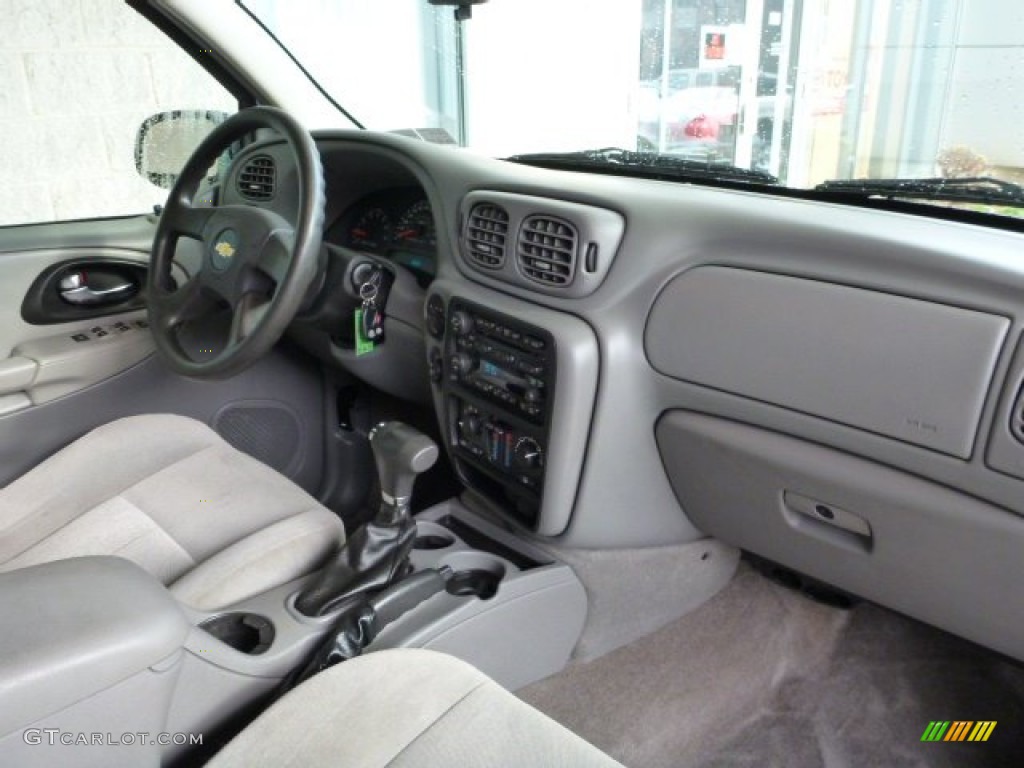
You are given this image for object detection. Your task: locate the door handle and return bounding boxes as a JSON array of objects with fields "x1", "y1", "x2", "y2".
[{"x1": 58, "y1": 272, "x2": 137, "y2": 306}]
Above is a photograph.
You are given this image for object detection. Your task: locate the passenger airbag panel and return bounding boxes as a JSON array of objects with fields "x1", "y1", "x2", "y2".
[{"x1": 645, "y1": 267, "x2": 1009, "y2": 458}]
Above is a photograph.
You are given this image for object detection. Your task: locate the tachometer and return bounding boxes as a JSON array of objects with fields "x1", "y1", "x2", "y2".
[
  {"x1": 349, "y1": 208, "x2": 391, "y2": 251},
  {"x1": 394, "y1": 200, "x2": 436, "y2": 249}
]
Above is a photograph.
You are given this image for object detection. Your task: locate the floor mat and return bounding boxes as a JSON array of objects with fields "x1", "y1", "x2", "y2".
[{"x1": 520, "y1": 564, "x2": 1024, "y2": 767}]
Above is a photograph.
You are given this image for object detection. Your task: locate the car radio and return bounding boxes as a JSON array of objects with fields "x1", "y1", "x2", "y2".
[{"x1": 442, "y1": 299, "x2": 555, "y2": 526}]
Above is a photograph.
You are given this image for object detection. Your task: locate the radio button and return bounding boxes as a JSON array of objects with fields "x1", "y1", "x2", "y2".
[
  {"x1": 450, "y1": 353, "x2": 475, "y2": 376},
  {"x1": 524, "y1": 336, "x2": 545, "y2": 351}
]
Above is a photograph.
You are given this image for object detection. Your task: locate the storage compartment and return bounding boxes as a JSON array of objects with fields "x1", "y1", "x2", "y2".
[
  {"x1": 0, "y1": 557, "x2": 190, "y2": 767},
  {"x1": 656, "y1": 410, "x2": 1024, "y2": 664},
  {"x1": 199, "y1": 612, "x2": 275, "y2": 655},
  {"x1": 413, "y1": 521, "x2": 456, "y2": 551},
  {"x1": 440, "y1": 552, "x2": 507, "y2": 600}
]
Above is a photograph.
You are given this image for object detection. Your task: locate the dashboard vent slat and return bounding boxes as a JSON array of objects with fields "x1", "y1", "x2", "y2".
[
  {"x1": 465, "y1": 203, "x2": 509, "y2": 269},
  {"x1": 237, "y1": 155, "x2": 276, "y2": 201},
  {"x1": 517, "y1": 215, "x2": 578, "y2": 287}
]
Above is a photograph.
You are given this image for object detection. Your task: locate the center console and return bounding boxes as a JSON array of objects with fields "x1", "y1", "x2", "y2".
[
  {"x1": 425, "y1": 280, "x2": 599, "y2": 536},
  {"x1": 0, "y1": 497, "x2": 587, "y2": 766},
  {"x1": 442, "y1": 297, "x2": 555, "y2": 527}
]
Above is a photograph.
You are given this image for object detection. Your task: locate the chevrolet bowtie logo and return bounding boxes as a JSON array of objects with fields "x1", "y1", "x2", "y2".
[{"x1": 214, "y1": 241, "x2": 236, "y2": 260}]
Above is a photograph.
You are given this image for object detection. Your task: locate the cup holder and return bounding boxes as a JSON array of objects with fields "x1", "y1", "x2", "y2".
[
  {"x1": 198, "y1": 612, "x2": 275, "y2": 655},
  {"x1": 440, "y1": 552, "x2": 507, "y2": 601},
  {"x1": 414, "y1": 534, "x2": 456, "y2": 551},
  {"x1": 414, "y1": 521, "x2": 456, "y2": 551}
]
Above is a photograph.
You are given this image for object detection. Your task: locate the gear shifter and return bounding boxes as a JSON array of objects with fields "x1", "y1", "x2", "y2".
[
  {"x1": 294, "y1": 422, "x2": 439, "y2": 617},
  {"x1": 370, "y1": 421, "x2": 440, "y2": 524}
]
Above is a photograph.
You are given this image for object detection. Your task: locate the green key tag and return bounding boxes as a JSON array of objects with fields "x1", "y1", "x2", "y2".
[{"x1": 354, "y1": 309, "x2": 375, "y2": 356}]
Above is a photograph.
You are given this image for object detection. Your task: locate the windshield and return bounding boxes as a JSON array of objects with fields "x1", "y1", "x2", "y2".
[{"x1": 239, "y1": 0, "x2": 1024, "y2": 221}]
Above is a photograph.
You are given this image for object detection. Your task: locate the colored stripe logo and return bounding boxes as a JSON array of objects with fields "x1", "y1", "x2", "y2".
[{"x1": 921, "y1": 721, "x2": 996, "y2": 742}]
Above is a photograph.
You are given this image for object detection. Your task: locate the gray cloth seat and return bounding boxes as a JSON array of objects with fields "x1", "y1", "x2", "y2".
[
  {"x1": 208, "y1": 648, "x2": 623, "y2": 768},
  {"x1": 0, "y1": 414, "x2": 344, "y2": 609}
]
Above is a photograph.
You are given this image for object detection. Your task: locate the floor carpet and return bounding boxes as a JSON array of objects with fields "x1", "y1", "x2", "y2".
[{"x1": 520, "y1": 564, "x2": 1024, "y2": 767}]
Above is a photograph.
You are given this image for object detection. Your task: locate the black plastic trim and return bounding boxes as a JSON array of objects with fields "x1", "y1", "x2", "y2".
[{"x1": 20, "y1": 257, "x2": 152, "y2": 325}]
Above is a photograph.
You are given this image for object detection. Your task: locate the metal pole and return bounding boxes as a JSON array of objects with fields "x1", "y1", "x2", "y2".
[{"x1": 657, "y1": 0, "x2": 673, "y2": 152}]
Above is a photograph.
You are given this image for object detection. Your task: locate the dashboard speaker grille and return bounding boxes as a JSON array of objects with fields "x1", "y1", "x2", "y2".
[
  {"x1": 465, "y1": 203, "x2": 509, "y2": 269},
  {"x1": 237, "y1": 155, "x2": 276, "y2": 201},
  {"x1": 517, "y1": 215, "x2": 578, "y2": 286}
]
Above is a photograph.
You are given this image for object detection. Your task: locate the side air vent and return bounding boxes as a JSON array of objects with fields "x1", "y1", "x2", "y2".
[
  {"x1": 237, "y1": 155, "x2": 276, "y2": 201},
  {"x1": 517, "y1": 215, "x2": 578, "y2": 286},
  {"x1": 465, "y1": 203, "x2": 509, "y2": 269}
]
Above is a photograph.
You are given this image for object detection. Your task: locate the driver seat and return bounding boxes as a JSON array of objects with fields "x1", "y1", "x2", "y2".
[{"x1": 0, "y1": 413, "x2": 345, "y2": 609}]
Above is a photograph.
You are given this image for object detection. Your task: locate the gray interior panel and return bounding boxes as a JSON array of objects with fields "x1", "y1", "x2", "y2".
[
  {"x1": 0, "y1": 348, "x2": 326, "y2": 495},
  {"x1": 0, "y1": 247, "x2": 157, "y2": 359},
  {"x1": 646, "y1": 267, "x2": 1009, "y2": 458},
  {"x1": 0, "y1": 557, "x2": 188, "y2": 737},
  {"x1": 0, "y1": 660, "x2": 182, "y2": 768},
  {"x1": 14, "y1": 313, "x2": 154, "y2": 404},
  {"x1": 375, "y1": 501, "x2": 588, "y2": 690},
  {"x1": 656, "y1": 411, "x2": 1024, "y2": 662},
  {"x1": 984, "y1": 331, "x2": 1024, "y2": 481}
]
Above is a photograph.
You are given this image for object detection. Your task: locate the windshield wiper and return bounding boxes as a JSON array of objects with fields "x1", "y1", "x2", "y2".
[
  {"x1": 506, "y1": 147, "x2": 778, "y2": 185},
  {"x1": 815, "y1": 176, "x2": 1024, "y2": 207}
]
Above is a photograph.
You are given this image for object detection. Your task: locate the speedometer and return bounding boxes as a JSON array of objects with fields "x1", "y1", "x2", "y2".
[
  {"x1": 394, "y1": 200, "x2": 436, "y2": 249},
  {"x1": 349, "y1": 208, "x2": 391, "y2": 251}
]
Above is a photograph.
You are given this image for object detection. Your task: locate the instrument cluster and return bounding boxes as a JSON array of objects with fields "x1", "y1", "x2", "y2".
[{"x1": 327, "y1": 188, "x2": 437, "y2": 285}]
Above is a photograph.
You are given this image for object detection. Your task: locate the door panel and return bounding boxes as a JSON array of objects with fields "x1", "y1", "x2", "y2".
[{"x1": 0, "y1": 216, "x2": 325, "y2": 494}]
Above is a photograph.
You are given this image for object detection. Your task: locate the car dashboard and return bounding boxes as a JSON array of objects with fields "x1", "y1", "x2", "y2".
[{"x1": 212, "y1": 127, "x2": 1024, "y2": 671}]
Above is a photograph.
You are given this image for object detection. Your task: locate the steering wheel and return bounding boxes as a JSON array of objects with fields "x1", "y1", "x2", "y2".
[{"x1": 147, "y1": 107, "x2": 325, "y2": 379}]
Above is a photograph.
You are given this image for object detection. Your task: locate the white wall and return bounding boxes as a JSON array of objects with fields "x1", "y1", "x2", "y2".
[{"x1": 0, "y1": 0, "x2": 236, "y2": 226}]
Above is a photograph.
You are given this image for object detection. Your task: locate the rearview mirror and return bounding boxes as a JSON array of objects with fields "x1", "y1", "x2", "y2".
[{"x1": 135, "y1": 110, "x2": 230, "y2": 189}]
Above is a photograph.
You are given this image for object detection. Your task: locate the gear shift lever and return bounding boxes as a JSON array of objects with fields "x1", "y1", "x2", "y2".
[
  {"x1": 294, "y1": 422, "x2": 438, "y2": 617},
  {"x1": 370, "y1": 421, "x2": 439, "y2": 525}
]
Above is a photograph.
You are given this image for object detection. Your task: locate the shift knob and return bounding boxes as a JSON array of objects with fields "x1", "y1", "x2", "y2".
[{"x1": 369, "y1": 422, "x2": 438, "y2": 513}]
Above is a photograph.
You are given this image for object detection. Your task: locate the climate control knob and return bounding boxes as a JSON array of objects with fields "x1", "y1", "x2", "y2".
[{"x1": 514, "y1": 437, "x2": 544, "y2": 470}]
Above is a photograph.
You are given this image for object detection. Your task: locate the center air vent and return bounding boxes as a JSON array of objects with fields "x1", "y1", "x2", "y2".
[
  {"x1": 237, "y1": 155, "x2": 276, "y2": 201},
  {"x1": 517, "y1": 215, "x2": 578, "y2": 286},
  {"x1": 465, "y1": 203, "x2": 509, "y2": 269}
]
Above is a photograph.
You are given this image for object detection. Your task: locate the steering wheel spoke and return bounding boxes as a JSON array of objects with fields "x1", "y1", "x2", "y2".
[
  {"x1": 146, "y1": 106, "x2": 325, "y2": 378},
  {"x1": 257, "y1": 228, "x2": 295, "y2": 285},
  {"x1": 152, "y1": 277, "x2": 216, "y2": 330},
  {"x1": 229, "y1": 293, "x2": 271, "y2": 346},
  {"x1": 167, "y1": 204, "x2": 217, "y2": 241}
]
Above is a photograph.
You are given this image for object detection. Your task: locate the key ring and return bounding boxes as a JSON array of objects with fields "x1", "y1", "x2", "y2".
[{"x1": 359, "y1": 281, "x2": 378, "y2": 302}]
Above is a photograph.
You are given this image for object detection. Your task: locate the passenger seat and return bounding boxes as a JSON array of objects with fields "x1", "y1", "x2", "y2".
[{"x1": 207, "y1": 648, "x2": 622, "y2": 767}]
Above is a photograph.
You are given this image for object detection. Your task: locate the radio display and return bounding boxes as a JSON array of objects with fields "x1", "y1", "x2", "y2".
[{"x1": 479, "y1": 359, "x2": 527, "y2": 394}]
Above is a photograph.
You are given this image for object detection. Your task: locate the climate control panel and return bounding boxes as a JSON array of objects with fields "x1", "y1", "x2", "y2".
[{"x1": 452, "y1": 399, "x2": 546, "y2": 493}]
